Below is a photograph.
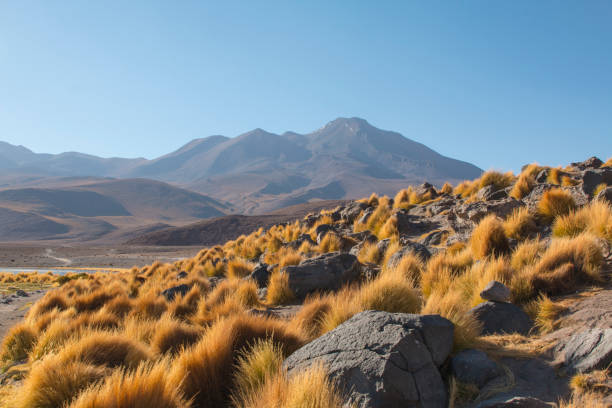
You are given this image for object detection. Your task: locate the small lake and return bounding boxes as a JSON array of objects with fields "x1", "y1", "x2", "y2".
[{"x1": 0, "y1": 267, "x2": 119, "y2": 275}]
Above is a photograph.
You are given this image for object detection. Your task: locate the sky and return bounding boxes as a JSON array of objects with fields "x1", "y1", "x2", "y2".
[{"x1": 0, "y1": 1, "x2": 611, "y2": 172}]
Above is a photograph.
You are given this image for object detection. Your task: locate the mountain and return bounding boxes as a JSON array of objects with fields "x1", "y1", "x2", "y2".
[
  {"x1": 0, "y1": 179, "x2": 229, "y2": 242},
  {"x1": 0, "y1": 117, "x2": 482, "y2": 218}
]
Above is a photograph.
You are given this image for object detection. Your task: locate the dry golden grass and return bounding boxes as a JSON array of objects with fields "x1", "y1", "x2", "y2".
[
  {"x1": 129, "y1": 290, "x2": 168, "y2": 319},
  {"x1": 353, "y1": 203, "x2": 392, "y2": 236},
  {"x1": 277, "y1": 249, "x2": 303, "y2": 269},
  {"x1": 69, "y1": 359, "x2": 190, "y2": 408},
  {"x1": 357, "y1": 241, "x2": 382, "y2": 264},
  {"x1": 524, "y1": 294, "x2": 567, "y2": 333},
  {"x1": 603, "y1": 157, "x2": 612, "y2": 167},
  {"x1": 378, "y1": 215, "x2": 399, "y2": 239},
  {"x1": 12, "y1": 356, "x2": 108, "y2": 408},
  {"x1": 266, "y1": 271, "x2": 295, "y2": 305},
  {"x1": 383, "y1": 251, "x2": 423, "y2": 283},
  {"x1": 538, "y1": 188, "x2": 577, "y2": 221},
  {"x1": 227, "y1": 259, "x2": 254, "y2": 279},
  {"x1": 570, "y1": 369, "x2": 610, "y2": 397},
  {"x1": 317, "y1": 233, "x2": 342, "y2": 253},
  {"x1": 357, "y1": 273, "x2": 421, "y2": 314},
  {"x1": 440, "y1": 182, "x2": 454, "y2": 194},
  {"x1": 234, "y1": 362, "x2": 345, "y2": 408},
  {"x1": 287, "y1": 295, "x2": 333, "y2": 341},
  {"x1": 510, "y1": 238, "x2": 545, "y2": 271},
  {"x1": 168, "y1": 313, "x2": 303, "y2": 408},
  {"x1": 553, "y1": 200, "x2": 612, "y2": 242},
  {"x1": 470, "y1": 215, "x2": 509, "y2": 259},
  {"x1": 559, "y1": 392, "x2": 609, "y2": 408},
  {"x1": 480, "y1": 170, "x2": 515, "y2": 191},
  {"x1": 0, "y1": 322, "x2": 36, "y2": 365},
  {"x1": 150, "y1": 316, "x2": 203, "y2": 355},
  {"x1": 27, "y1": 291, "x2": 69, "y2": 319},
  {"x1": 503, "y1": 207, "x2": 538, "y2": 240},
  {"x1": 510, "y1": 172, "x2": 535, "y2": 199}
]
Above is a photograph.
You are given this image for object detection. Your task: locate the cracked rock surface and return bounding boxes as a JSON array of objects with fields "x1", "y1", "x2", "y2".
[{"x1": 284, "y1": 310, "x2": 454, "y2": 408}]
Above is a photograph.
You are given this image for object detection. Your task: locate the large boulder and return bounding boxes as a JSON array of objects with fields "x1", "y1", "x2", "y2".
[
  {"x1": 283, "y1": 252, "x2": 361, "y2": 299},
  {"x1": 457, "y1": 198, "x2": 523, "y2": 223},
  {"x1": 386, "y1": 241, "x2": 432, "y2": 267},
  {"x1": 284, "y1": 310, "x2": 454, "y2": 408},
  {"x1": 341, "y1": 201, "x2": 369, "y2": 223},
  {"x1": 581, "y1": 168, "x2": 612, "y2": 195},
  {"x1": 556, "y1": 328, "x2": 612, "y2": 374},
  {"x1": 477, "y1": 185, "x2": 509, "y2": 201},
  {"x1": 469, "y1": 301, "x2": 533, "y2": 335},
  {"x1": 249, "y1": 263, "x2": 271, "y2": 288},
  {"x1": 596, "y1": 186, "x2": 612, "y2": 203},
  {"x1": 161, "y1": 284, "x2": 191, "y2": 301},
  {"x1": 451, "y1": 349, "x2": 502, "y2": 388},
  {"x1": 480, "y1": 281, "x2": 511, "y2": 303},
  {"x1": 571, "y1": 156, "x2": 603, "y2": 171}
]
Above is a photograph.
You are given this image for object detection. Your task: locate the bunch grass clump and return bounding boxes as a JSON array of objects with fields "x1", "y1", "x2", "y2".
[
  {"x1": 538, "y1": 188, "x2": 576, "y2": 221},
  {"x1": 470, "y1": 215, "x2": 509, "y2": 259}
]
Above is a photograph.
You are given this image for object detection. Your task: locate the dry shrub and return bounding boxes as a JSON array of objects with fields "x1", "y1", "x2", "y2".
[
  {"x1": 440, "y1": 182, "x2": 454, "y2": 194},
  {"x1": 526, "y1": 294, "x2": 567, "y2": 333},
  {"x1": 317, "y1": 233, "x2": 341, "y2": 253},
  {"x1": 421, "y1": 290, "x2": 481, "y2": 351},
  {"x1": 538, "y1": 188, "x2": 576, "y2": 221},
  {"x1": 167, "y1": 286, "x2": 201, "y2": 320},
  {"x1": 168, "y1": 314, "x2": 303, "y2": 408},
  {"x1": 73, "y1": 288, "x2": 120, "y2": 312},
  {"x1": 277, "y1": 250, "x2": 303, "y2": 269},
  {"x1": 510, "y1": 172, "x2": 535, "y2": 199},
  {"x1": 503, "y1": 207, "x2": 538, "y2": 240},
  {"x1": 422, "y1": 250, "x2": 473, "y2": 297},
  {"x1": 523, "y1": 234, "x2": 604, "y2": 298},
  {"x1": 27, "y1": 291, "x2": 69, "y2": 319},
  {"x1": 129, "y1": 291, "x2": 168, "y2": 319},
  {"x1": 553, "y1": 200, "x2": 612, "y2": 242},
  {"x1": 378, "y1": 215, "x2": 399, "y2": 239},
  {"x1": 479, "y1": 170, "x2": 515, "y2": 191},
  {"x1": 69, "y1": 359, "x2": 189, "y2": 408},
  {"x1": 234, "y1": 362, "x2": 345, "y2": 408},
  {"x1": 266, "y1": 271, "x2": 295, "y2": 305},
  {"x1": 510, "y1": 238, "x2": 545, "y2": 271},
  {"x1": 0, "y1": 323, "x2": 37, "y2": 364},
  {"x1": 151, "y1": 316, "x2": 203, "y2": 355},
  {"x1": 13, "y1": 356, "x2": 107, "y2": 408},
  {"x1": 357, "y1": 241, "x2": 382, "y2": 264},
  {"x1": 102, "y1": 295, "x2": 133, "y2": 317},
  {"x1": 227, "y1": 259, "x2": 254, "y2": 279},
  {"x1": 57, "y1": 331, "x2": 152, "y2": 368},
  {"x1": 287, "y1": 296, "x2": 332, "y2": 341},
  {"x1": 357, "y1": 273, "x2": 421, "y2": 314},
  {"x1": 383, "y1": 251, "x2": 423, "y2": 283},
  {"x1": 470, "y1": 215, "x2": 509, "y2": 259}
]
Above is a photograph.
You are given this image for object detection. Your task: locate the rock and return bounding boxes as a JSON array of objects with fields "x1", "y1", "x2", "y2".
[
  {"x1": 386, "y1": 241, "x2": 432, "y2": 268},
  {"x1": 256, "y1": 287, "x2": 267, "y2": 300},
  {"x1": 581, "y1": 168, "x2": 612, "y2": 195},
  {"x1": 348, "y1": 230, "x2": 378, "y2": 243},
  {"x1": 557, "y1": 328, "x2": 612, "y2": 374},
  {"x1": 478, "y1": 185, "x2": 509, "y2": 201},
  {"x1": 283, "y1": 252, "x2": 361, "y2": 299},
  {"x1": 414, "y1": 182, "x2": 439, "y2": 200},
  {"x1": 315, "y1": 224, "x2": 334, "y2": 241},
  {"x1": 596, "y1": 186, "x2": 612, "y2": 203},
  {"x1": 249, "y1": 263, "x2": 271, "y2": 288},
  {"x1": 457, "y1": 198, "x2": 523, "y2": 223},
  {"x1": 357, "y1": 207, "x2": 374, "y2": 225},
  {"x1": 420, "y1": 230, "x2": 446, "y2": 246},
  {"x1": 535, "y1": 170, "x2": 549, "y2": 184},
  {"x1": 284, "y1": 310, "x2": 454, "y2": 408},
  {"x1": 15, "y1": 289, "x2": 28, "y2": 297},
  {"x1": 176, "y1": 271, "x2": 188, "y2": 280},
  {"x1": 475, "y1": 396, "x2": 554, "y2": 408},
  {"x1": 571, "y1": 156, "x2": 603, "y2": 170},
  {"x1": 451, "y1": 349, "x2": 503, "y2": 388},
  {"x1": 469, "y1": 301, "x2": 533, "y2": 335},
  {"x1": 480, "y1": 281, "x2": 511, "y2": 303},
  {"x1": 376, "y1": 239, "x2": 391, "y2": 255},
  {"x1": 341, "y1": 201, "x2": 368, "y2": 223},
  {"x1": 161, "y1": 284, "x2": 191, "y2": 301},
  {"x1": 394, "y1": 210, "x2": 437, "y2": 236}
]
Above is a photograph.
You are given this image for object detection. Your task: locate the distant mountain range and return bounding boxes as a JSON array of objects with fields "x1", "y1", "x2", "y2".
[{"x1": 1, "y1": 118, "x2": 481, "y2": 211}]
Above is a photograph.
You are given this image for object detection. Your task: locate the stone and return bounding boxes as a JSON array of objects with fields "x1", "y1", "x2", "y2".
[
  {"x1": 283, "y1": 252, "x2": 361, "y2": 299},
  {"x1": 477, "y1": 185, "x2": 509, "y2": 201},
  {"x1": 315, "y1": 224, "x2": 334, "y2": 241},
  {"x1": 535, "y1": 170, "x2": 549, "y2": 184},
  {"x1": 469, "y1": 301, "x2": 533, "y2": 335},
  {"x1": 161, "y1": 284, "x2": 191, "y2": 301},
  {"x1": 341, "y1": 201, "x2": 368, "y2": 223},
  {"x1": 480, "y1": 281, "x2": 511, "y2": 303},
  {"x1": 176, "y1": 271, "x2": 188, "y2": 280},
  {"x1": 596, "y1": 186, "x2": 612, "y2": 203},
  {"x1": 357, "y1": 207, "x2": 374, "y2": 225},
  {"x1": 571, "y1": 156, "x2": 603, "y2": 170},
  {"x1": 15, "y1": 289, "x2": 28, "y2": 297},
  {"x1": 386, "y1": 241, "x2": 432, "y2": 268},
  {"x1": 420, "y1": 230, "x2": 446, "y2": 246},
  {"x1": 284, "y1": 310, "x2": 454, "y2": 408},
  {"x1": 451, "y1": 349, "x2": 503, "y2": 388},
  {"x1": 249, "y1": 263, "x2": 271, "y2": 288},
  {"x1": 475, "y1": 396, "x2": 553, "y2": 408},
  {"x1": 557, "y1": 328, "x2": 612, "y2": 374},
  {"x1": 581, "y1": 168, "x2": 612, "y2": 195},
  {"x1": 457, "y1": 198, "x2": 523, "y2": 223}
]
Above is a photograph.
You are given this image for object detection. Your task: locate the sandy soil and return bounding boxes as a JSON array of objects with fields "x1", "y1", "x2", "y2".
[
  {"x1": 0, "y1": 290, "x2": 45, "y2": 340},
  {"x1": 0, "y1": 244, "x2": 202, "y2": 269}
]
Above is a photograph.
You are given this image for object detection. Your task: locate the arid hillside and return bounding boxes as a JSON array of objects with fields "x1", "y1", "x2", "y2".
[{"x1": 1, "y1": 155, "x2": 611, "y2": 408}]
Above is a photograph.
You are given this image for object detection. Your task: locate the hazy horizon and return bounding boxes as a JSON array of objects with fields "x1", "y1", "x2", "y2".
[{"x1": 1, "y1": 1, "x2": 611, "y2": 172}]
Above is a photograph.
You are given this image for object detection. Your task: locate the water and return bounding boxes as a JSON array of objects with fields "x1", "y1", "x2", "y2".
[{"x1": 0, "y1": 267, "x2": 118, "y2": 275}]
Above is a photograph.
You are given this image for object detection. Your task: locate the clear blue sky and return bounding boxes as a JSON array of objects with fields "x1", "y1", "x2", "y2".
[{"x1": 1, "y1": 1, "x2": 611, "y2": 172}]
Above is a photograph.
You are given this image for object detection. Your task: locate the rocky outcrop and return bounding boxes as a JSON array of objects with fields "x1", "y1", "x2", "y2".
[
  {"x1": 451, "y1": 349, "x2": 502, "y2": 388},
  {"x1": 469, "y1": 301, "x2": 533, "y2": 335},
  {"x1": 284, "y1": 310, "x2": 454, "y2": 408},
  {"x1": 283, "y1": 252, "x2": 361, "y2": 299},
  {"x1": 581, "y1": 168, "x2": 612, "y2": 195},
  {"x1": 161, "y1": 284, "x2": 191, "y2": 301},
  {"x1": 249, "y1": 263, "x2": 271, "y2": 288},
  {"x1": 555, "y1": 328, "x2": 612, "y2": 374}
]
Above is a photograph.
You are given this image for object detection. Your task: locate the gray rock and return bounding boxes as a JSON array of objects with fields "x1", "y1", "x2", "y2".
[
  {"x1": 581, "y1": 168, "x2": 612, "y2": 195},
  {"x1": 596, "y1": 186, "x2": 612, "y2": 203},
  {"x1": 284, "y1": 310, "x2": 454, "y2": 408},
  {"x1": 451, "y1": 349, "x2": 503, "y2": 388},
  {"x1": 478, "y1": 185, "x2": 509, "y2": 201},
  {"x1": 15, "y1": 289, "x2": 28, "y2": 297},
  {"x1": 535, "y1": 170, "x2": 549, "y2": 184},
  {"x1": 469, "y1": 301, "x2": 533, "y2": 335},
  {"x1": 357, "y1": 207, "x2": 374, "y2": 225},
  {"x1": 558, "y1": 328, "x2": 612, "y2": 374},
  {"x1": 480, "y1": 281, "x2": 511, "y2": 303},
  {"x1": 348, "y1": 230, "x2": 378, "y2": 244},
  {"x1": 571, "y1": 156, "x2": 603, "y2": 170},
  {"x1": 475, "y1": 396, "x2": 553, "y2": 408},
  {"x1": 376, "y1": 238, "x2": 391, "y2": 256},
  {"x1": 420, "y1": 230, "x2": 446, "y2": 246},
  {"x1": 394, "y1": 210, "x2": 438, "y2": 236},
  {"x1": 176, "y1": 271, "x2": 188, "y2": 280},
  {"x1": 315, "y1": 224, "x2": 335, "y2": 244},
  {"x1": 283, "y1": 252, "x2": 361, "y2": 299},
  {"x1": 256, "y1": 287, "x2": 267, "y2": 300},
  {"x1": 161, "y1": 284, "x2": 191, "y2": 301},
  {"x1": 341, "y1": 201, "x2": 369, "y2": 223},
  {"x1": 457, "y1": 198, "x2": 523, "y2": 223},
  {"x1": 386, "y1": 241, "x2": 432, "y2": 268},
  {"x1": 249, "y1": 263, "x2": 271, "y2": 288}
]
